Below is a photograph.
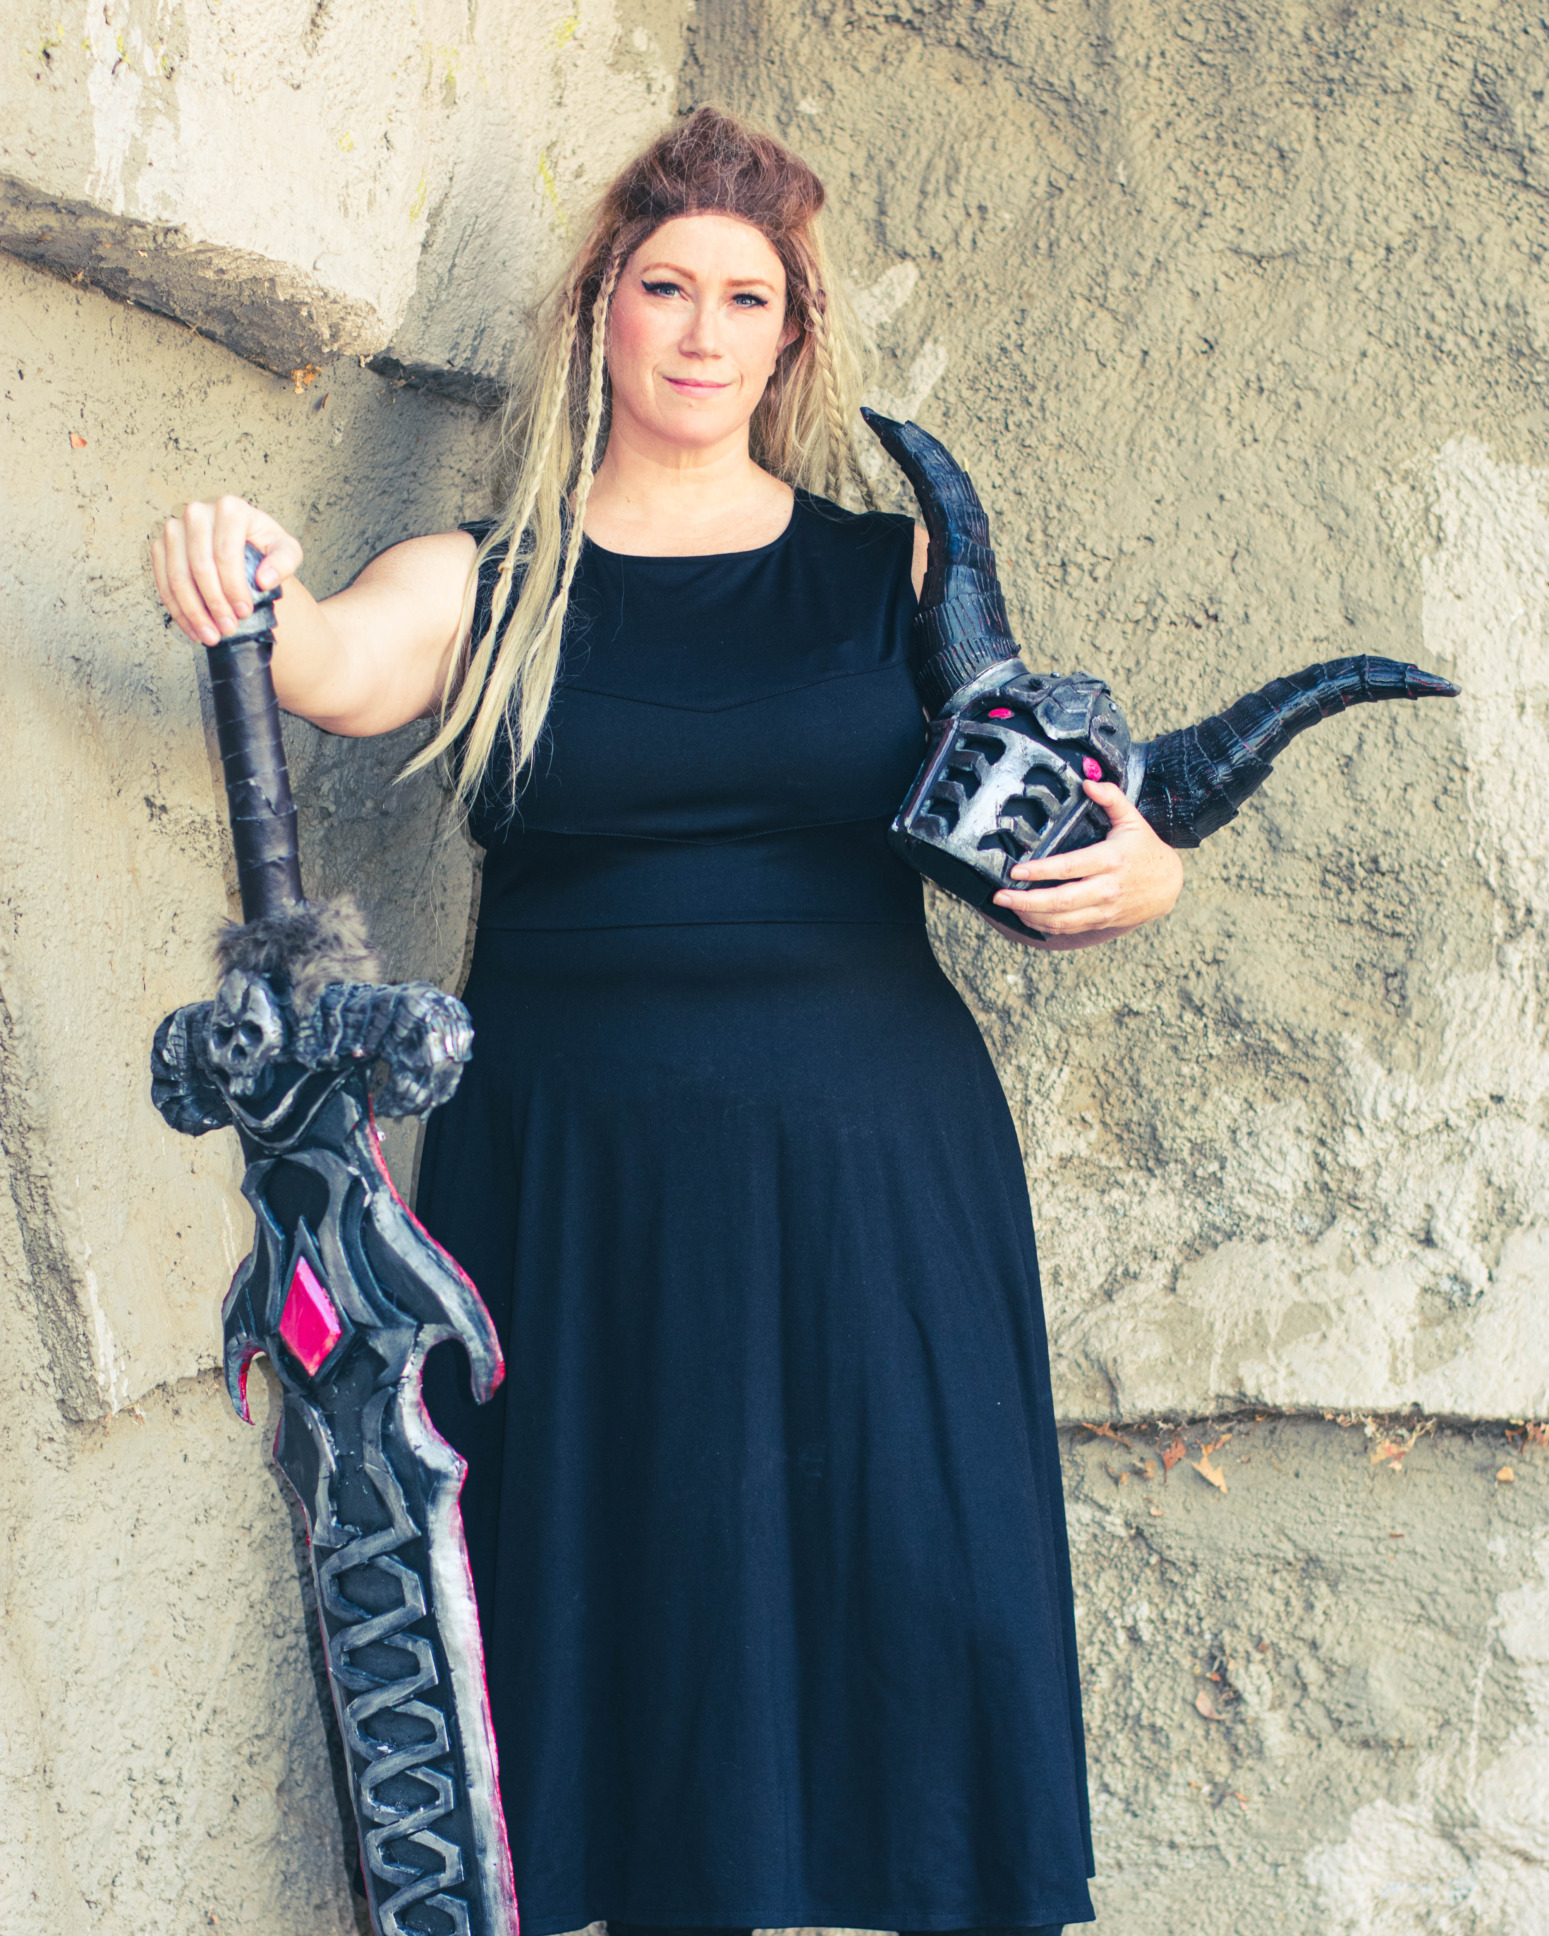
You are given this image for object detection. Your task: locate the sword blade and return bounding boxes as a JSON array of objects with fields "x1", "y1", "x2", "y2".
[{"x1": 152, "y1": 543, "x2": 516, "y2": 1936}]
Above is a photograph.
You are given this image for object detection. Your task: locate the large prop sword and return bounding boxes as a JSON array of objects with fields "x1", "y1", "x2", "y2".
[{"x1": 151, "y1": 550, "x2": 518, "y2": 1936}]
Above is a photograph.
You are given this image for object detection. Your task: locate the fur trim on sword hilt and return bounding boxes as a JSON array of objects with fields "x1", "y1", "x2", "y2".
[{"x1": 215, "y1": 896, "x2": 383, "y2": 1011}]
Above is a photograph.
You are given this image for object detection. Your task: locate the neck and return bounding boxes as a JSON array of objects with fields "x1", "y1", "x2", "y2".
[{"x1": 584, "y1": 414, "x2": 793, "y2": 556}]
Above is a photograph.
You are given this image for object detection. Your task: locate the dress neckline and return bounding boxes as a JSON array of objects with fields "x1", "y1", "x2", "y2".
[{"x1": 581, "y1": 491, "x2": 802, "y2": 565}]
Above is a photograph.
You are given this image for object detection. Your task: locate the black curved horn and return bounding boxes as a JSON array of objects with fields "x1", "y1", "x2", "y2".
[
  {"x1": 1133, "y1": 655, "x2": 1461, "y2": 847},
  {"x1": 861, "y1": 409, "x2": 1021, "y2": 714}
]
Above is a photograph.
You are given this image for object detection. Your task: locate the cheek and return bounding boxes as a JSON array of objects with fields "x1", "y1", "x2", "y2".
[
  {"x1": 606, "y1": 297, "x2": 662, "y2": 374},
  {"x1": 747, "y1": 312, "x2": 792, "y2": 375}
]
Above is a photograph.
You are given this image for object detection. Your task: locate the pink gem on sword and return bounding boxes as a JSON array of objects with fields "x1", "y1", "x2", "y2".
[
  {"x1": 279, "y1": 1254, "x2": 343, "y2": 1375},
  {"x1": 1082, "y1": 757, "x2": 1103, "y2": 781}
]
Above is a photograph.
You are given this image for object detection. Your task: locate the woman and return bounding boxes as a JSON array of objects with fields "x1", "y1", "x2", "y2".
[{"x1": 153, "y1": 109, "x2": 1181, "y2": 1936}]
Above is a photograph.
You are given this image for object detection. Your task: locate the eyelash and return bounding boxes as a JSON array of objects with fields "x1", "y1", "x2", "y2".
[{"x1": 641, "y1": 281, "x2": 769, "y2": 309}]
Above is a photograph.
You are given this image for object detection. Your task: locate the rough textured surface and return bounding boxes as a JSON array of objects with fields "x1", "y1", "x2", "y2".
[
  {"x1": 0, "y1": 1140, "x2": 360, "y2": 1936},
  {"x1": 2, "y1": 0, "x2": 684, "y2": 389},
  {"x1": 688, "y1": 0, "x2": 1549, "y2": 1427},
  {"x1": 4, "y1": 2, "x2": 1549, "y2": 1931},
  {"x1": 0, "y1": 254, "x2": 489, "y2": 1421},
  {"x1": 1063, "y1": 1415, "x2": 1549, "y2": 1935}
]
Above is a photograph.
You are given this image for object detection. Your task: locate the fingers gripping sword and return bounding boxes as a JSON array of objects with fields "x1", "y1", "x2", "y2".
[{"x1": 151, "y1": 550, "x2": 518, "y2": 1936}]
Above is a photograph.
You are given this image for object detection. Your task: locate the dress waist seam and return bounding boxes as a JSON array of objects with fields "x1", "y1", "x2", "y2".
[
  {"x1": 474, "y1": 914, "x2": 927, "y2": 935},
  {"x1": 475, "y1": 814, "x2": 899, "y2": 849}
]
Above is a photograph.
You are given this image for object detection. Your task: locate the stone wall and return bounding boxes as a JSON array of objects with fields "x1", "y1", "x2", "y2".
[
  {"x1": 0, "y1": 3, "x2": 682, "y2": 1928},
  {"x1": 3, "y1": 2, "x2": 1547, "y2": 1931},
  {"x1": 687, "y1": 0, "x2": 1549, "y2": 1429},
  {"x1": 685, "y1": 5, "x2": 1549, "y2": 1926},
  {"x1": 2, "y1": 0, "x2": 683, "y2": 393}
]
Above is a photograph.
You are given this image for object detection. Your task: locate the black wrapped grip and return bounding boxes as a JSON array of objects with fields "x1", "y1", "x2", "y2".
[{"x1": 206, "y1": 545, "x2": 303, "y2": 921}]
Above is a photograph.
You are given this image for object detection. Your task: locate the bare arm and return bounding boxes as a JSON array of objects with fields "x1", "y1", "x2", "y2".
[{"x1": 151, "y1": 495, "x2": 477, "y2": 736}]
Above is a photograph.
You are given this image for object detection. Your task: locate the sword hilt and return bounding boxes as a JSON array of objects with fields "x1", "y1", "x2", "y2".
[{"x1": 207, "y1": 544, "x2": 304, "y2": 922}]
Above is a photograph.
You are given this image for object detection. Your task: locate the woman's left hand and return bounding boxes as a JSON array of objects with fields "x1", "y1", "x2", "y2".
[{"x1": 984, "y1": 779, "x2": 1184, "y2": 951}]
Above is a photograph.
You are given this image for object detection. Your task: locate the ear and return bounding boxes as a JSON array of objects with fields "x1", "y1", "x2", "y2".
[{"x1": 777, "y1": 313, "x2": 801, "y2": 356}]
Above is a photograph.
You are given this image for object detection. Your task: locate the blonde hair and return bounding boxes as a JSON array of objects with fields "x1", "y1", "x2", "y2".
[{"x1": 407, "y1": 107, "x2": 877, "y2": 810}]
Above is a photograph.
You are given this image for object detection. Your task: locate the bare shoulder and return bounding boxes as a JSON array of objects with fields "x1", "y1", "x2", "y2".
[
  {"x1": 321, "y1": 529, "x2": 479, "y2": 655},
  {"x1": 911, "y1": 521, "x2": 929, "y2": 599},
  {"x1": 345, "y1": 528, "x2": 479, "y2": 597}
]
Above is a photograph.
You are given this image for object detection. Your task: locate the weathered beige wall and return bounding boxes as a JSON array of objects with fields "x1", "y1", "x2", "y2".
[
  {"x1": 688, "y1": 0, "x2": 1549, "y2": 1427},
  {"x1": 1064, "y1": 1415, "x2": 1549, "y2": 1936},
  {"x1": 689, "y1": 3, "x2": 1549, "y2": 1928},
  {"x1": 0, "y1": 1191, "x2": 359, "y2": 1934},
  {"x1": 3, "y1": 0, "x2": 684, "y2": 393},
  {"x1": 0, "y1": 3, "x2": 686, "y2": 1928},
  {"x1": 4, "y1": 1, "x2": 1549, "y2": 1931}
]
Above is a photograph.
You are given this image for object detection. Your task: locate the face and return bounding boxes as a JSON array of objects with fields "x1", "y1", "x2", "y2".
[{"x1": 605, "y1": 213, "x2": 799, "y2": 456}]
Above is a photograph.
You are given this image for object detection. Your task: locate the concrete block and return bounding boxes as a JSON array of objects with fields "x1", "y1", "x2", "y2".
[{"x1": 1, "y1": 0, "x2": 684, "y2": 392}]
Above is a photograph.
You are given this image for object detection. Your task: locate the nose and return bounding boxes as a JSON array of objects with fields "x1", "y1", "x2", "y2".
[{"x1": 678, "y1": 297, "x2": 724, "y2": 360}]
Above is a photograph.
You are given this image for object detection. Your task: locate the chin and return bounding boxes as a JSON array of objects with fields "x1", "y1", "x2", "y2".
[{"x1": 651, "y1": 407, "x2": 748, "y2": 449}]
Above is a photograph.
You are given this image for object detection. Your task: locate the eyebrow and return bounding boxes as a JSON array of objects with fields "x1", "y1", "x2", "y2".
[{"x1": 635, "y1": 260, "x2": 780, "y2": 291}]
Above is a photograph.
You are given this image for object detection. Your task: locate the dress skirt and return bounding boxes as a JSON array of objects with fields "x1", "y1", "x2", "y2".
[{"x1": 418, "y1": 916, "x2": 1095, "y2": 1935}]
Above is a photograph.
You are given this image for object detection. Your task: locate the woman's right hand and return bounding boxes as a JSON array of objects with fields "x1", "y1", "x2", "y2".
[{"x1": 151, "y1": 496, "x2": 304, "y2": 647}]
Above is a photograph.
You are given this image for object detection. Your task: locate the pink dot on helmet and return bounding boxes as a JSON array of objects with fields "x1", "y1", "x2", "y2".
[{"x1": 1082, "y1": 756, "x2": 1103, "y2": 781}]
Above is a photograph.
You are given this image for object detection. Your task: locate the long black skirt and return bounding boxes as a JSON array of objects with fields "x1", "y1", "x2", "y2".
[{"x1": 418, "y1": 918, "x2": 1094, "y2": 1935}]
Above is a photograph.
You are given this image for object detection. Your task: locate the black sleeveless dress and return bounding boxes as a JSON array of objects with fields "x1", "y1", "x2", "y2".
[{"x1": 418, "y1": 493, "x2": 1095, "y2": 1936}]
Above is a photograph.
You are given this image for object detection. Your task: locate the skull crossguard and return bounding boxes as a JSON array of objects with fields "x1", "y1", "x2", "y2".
[
  {"x1": 155, "y1": 972, "x2": 473, "y2": 1140},
  {"x1": 208, "y1": 970, "x2": 287, "y2": 1094}
]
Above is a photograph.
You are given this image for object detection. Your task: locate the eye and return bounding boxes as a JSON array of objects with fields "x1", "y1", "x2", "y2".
[
  {"x1": 731, "y1": 292, "x2": 770, "y2": 308},
  {"x1": 641, "y1": 279, "x2": 683, "y2": 299}
]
